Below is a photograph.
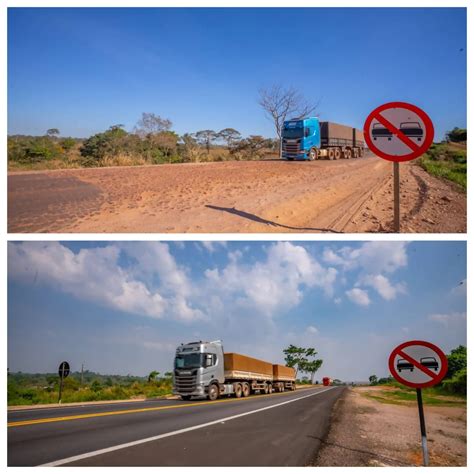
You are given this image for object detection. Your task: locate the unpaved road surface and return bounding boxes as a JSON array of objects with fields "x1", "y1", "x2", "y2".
[
  {"x1": 8, "y1": 157, "x2": 466, "y2": 233},
  {"x1": 314, "y1": 387, "x2": 466, "y2": 467}
]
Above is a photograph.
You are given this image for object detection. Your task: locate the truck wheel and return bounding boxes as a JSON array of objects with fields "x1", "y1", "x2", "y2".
[
  {"x1": 309, "y1": 147, "x2": 318, "y2": 161},
  {"x1": 234, "y1": 383, "x2": 242, "y2": 398},
  {"x1": 346, "y1": 148, "x2": 353, "y2": 159},
  {"x1": 334, "y1": 148, "x2": 342, "y2": 160},
  {"x1": 208, "y1": 383, "x2": 219, "y2": 401},
  {"x1": 328, "y1": 149, "x2": 335, "y2": 160},
  {"x1": 181, "y1": 395, "x2": 191, "y2": 401},
  {"x1": 353, "y1": 148, "x2": 359, "y2": 158},
  {"x1": 242, "y1": 382, "x2": 250, "y2": 397}
]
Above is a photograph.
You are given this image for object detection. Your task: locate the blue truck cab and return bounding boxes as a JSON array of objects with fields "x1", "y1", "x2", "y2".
[{"x1": 282, "y1": 117, "x2": 320, "y2": 160}]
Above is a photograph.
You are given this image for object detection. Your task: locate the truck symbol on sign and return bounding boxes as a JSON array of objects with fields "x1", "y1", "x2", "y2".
[
  {"x1": 399, "y1": 122, "x2": 423, "y2": 141},
  {"x1": 420, "y1": 357, "x2": 439, "y2": 371},
  {"x1": 371, "y1": 123, "x2": 393, "y2": 140},
  {"x1": 396, "y1": 357, "x2": 439, "y2": 372}
]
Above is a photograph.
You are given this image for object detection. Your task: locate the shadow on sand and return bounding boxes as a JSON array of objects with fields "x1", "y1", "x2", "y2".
[{"x1": 205, "y1": 205, "x2": 341, "y2": 233}]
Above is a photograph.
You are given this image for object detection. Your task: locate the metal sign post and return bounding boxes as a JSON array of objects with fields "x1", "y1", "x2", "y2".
[
  {"x1": 364, "y1": 102, "x2": 434, "y2": 233},
  {"x1": 393, "y1": 162, "x2": 400, "y2": 232},
  {"x1": 388, "y1": 340, "x2": 448, "y2": 467},
  {"x1": 416, "y1": 388, "x2": 429, "y2": 466}
]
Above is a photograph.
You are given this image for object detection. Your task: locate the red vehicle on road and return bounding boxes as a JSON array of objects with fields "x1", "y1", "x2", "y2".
[{"x1": 322, "y1": 377, "x2": 332, "y2": 386}]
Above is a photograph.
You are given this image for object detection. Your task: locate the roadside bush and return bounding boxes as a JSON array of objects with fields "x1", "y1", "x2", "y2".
[
  {"x1": 442, "y1": 368, "x2": 466, "y2": 395},
  {"x1": 8, "y1": 136, "x2": 64, "y2": 164}
]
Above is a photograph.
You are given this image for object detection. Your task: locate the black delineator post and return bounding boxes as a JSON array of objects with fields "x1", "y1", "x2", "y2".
[
  {"x1": 393, "y1": 162, "x2": 400, "y2": 232},
  {"x1": 416, "y1": 388, "x2": 429, "y2": 466},
  {"x1": 58, "y1": 371, "x2": 64, "y2": 404}
]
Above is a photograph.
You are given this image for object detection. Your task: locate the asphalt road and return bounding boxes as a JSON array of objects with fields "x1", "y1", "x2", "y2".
[{"x1": 8, "y1": 386, "x2": 344, "y2": 466}]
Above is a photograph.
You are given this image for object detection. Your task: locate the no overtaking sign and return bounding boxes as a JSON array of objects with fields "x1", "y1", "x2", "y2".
[{"x1": 388, "y1": 340, "x2": 447, "y2": 388}]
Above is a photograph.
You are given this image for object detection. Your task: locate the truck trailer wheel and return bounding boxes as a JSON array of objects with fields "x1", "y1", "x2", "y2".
[
  {"x1": 234, "y1": 383, "x2": 243, "y2": 398},
  {"x1": 208, "y1": 383, "x2": 219, "y2": 401},
  {"x1": 263, "y1": 383, "x2": 269, "y2": 394},
  {"x1": 334, "y1": 148, "x2": 342, "y2": 160},
  {"x1": 328, "y1": 149, "x2": 335, "y2": 160},
  {"x1": 346, "y1": 148, "x2": 353, "y2": 159},
  {"x1": 309, "y1": 147, "x2": 318, "y2": 161},
  {"x1": 242, "y1": 382, "x2": 250, "y2": 397}
]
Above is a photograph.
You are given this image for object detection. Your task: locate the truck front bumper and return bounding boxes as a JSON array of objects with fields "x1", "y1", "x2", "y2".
[
  {"x1": 172, "y1": 384, "x2": 206, "y2": 398},
  {"x1": 283, "y1": 151, "x2": 309, "y2": 160}
]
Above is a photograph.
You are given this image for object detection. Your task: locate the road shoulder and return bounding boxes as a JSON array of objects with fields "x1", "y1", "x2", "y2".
[{"x1": 313, "y1": 387, "x2": 466, "y2": 467}]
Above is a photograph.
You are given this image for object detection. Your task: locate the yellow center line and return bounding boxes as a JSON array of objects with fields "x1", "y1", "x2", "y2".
[{"x1": 8, "y1": 388, "x2": 315, "y2": 428}]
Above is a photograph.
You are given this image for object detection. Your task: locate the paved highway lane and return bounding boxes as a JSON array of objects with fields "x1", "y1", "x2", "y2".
[{"x1": 8, "y1": 386, "x2": 344, "y2": 466}]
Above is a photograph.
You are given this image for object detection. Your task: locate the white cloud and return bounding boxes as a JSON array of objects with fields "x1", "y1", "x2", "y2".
[
  {"x1": 306, "y1": 325, "x2": 319, "y2": 334},
  {"x1": 205, "y1": 242, "x2": 337, "y2": 316},
  {"x1": 346, "y1": 288, "x2": 371, "y2": 306},
  {"x1": 334, "y1": 297, "x2": 342, "y2": 305},
  {"x1": 8, "y1": 242, "x2": 204, "y2": 322},
  {"x1": 359, "y1": 274, "x2": 407, "y2": 301},
  {"x1": 201, "y1": 241, "x2": 227, "y2": 253},
  {"x1": 428, "y1": 312, "x2": 466, "y2": 326},
  {"x1": 324, "y1": 242, "x2": 409, "y2": 274}
]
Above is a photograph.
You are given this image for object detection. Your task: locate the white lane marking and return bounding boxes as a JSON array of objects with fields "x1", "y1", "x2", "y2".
[{"x1": 41, "y1": 387, "x2": 336, "y2": 466}]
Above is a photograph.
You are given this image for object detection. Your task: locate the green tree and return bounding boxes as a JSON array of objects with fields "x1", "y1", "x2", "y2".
[
  {"x1": 46, "y1": 128, "x2": 60, "y2": 139},
  {"x1": 369, "y1": 375, "x2": 378, "y2": 385},
  {"x1": 302, "y1": 358, "x2": 323, "y2": 384},
  {"x1": 446, "y1": 127, "x2": 467, "y2": 143},
  {"x1": 283, "y1": 345, "x2": 308, "y2": 378},
  {"x1": 446, "y1": 345, "x2": 466, "y2": 378},
  {"x1": 218, "y1": 128, "x2": 241, "y2": 148},
  {"x1": 80, "y1": 125, "x2": 128, "y2": 164},
  {"x1": 148, "y1": 371, "x2": 160, "y2": 383}
]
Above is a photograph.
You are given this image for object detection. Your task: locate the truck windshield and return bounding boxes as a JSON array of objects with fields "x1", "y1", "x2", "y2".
[
  {"x1": 282, "y1": 127, "x2": 304, "y2": 139},
  {"x1": 175, "y1": 353, "x2": 202, "y2": 369}
]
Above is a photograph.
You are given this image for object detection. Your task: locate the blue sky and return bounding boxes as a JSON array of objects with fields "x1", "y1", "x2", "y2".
[
  {"x1": 8, "y1": 8, "x2": 466, "y2": 142},
  {"x1": 8, "y1": 241, "x2": 466, "y2": 382}
]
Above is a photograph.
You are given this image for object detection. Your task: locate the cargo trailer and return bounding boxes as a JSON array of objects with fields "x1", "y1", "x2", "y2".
[
  {"x1": 173, "y1": 340, "x2": 296, "y2": 401},
  {"x1": 282, "y1": 117, "x2": 365, "y2": 161}
]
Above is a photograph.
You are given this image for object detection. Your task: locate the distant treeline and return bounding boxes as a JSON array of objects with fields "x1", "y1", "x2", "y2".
[
  {"x1": 8, "y1": 369, "x2": 173, "y2": 405},
  {"x1": 8, "y1": 113, "x2": 278, "y2": 170}
]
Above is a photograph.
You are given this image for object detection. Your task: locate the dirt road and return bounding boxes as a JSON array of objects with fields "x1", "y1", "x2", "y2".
[
  {"x1": 8, "y1": 157, "x2": 466, "y2": 233},
  {"x1": 315, "y1": 387, "x2": 466, "y2": 467}
]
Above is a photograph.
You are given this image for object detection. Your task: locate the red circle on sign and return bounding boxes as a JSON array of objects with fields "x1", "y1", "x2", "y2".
[
  {"x1": 388, "y1": 340, "x2": 448, "y2": 389},
  {"x1": 364, "y1": 102, "x2": 434, "y2": 163}
]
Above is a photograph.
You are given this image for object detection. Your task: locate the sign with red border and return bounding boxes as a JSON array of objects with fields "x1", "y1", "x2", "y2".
[
  {"x1": 388, "y1": 340, "x2": 448, "y2": 388},
  {"x1": 364, "y1": 102, "x2": 434, "y2": 162}
]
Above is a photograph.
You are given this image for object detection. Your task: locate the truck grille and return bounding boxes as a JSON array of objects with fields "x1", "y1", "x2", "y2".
[
  {"x1": 174, "y1": 374, "x2": 197, "y2": 393},
  {"x1": 282, "y1": 141, "x2": 301, "y2": 155}
]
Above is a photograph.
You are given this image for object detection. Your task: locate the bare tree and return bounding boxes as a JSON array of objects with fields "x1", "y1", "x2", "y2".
[
  {"x1": 258, "y1": 85, "x2": 318, "y2": 142},
  {"x1": 195, "y1": 129, "x2": 218, "y2": 154},
  {"x1": 135, "y1": 113, "x2": 172, "y2": 137}
]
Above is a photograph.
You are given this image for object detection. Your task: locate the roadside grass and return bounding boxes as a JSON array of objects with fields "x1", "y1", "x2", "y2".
[
  {"x1": 8, "y1": 373, "x2": 173, "y2": 406},
  {"x1": 418, "y1": 142, "x2": 467, "y2": 191},
  {"x1": 359, "y1": 383, "x2": 466, "y2": 407}
]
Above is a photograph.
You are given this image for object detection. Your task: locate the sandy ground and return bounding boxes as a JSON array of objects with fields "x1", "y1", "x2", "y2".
[
  {"x1": 314, "y1": 387, "x2": 466, "y2": 467},
  {"x1": 8, "y1": 157, "x2": 466, "y2": 233}
]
